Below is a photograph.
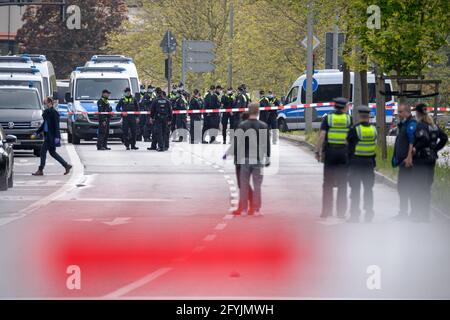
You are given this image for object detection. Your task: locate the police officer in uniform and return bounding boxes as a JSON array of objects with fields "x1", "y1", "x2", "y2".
[
  {"x1": 173, "y1": 89, "x2": 188, "y2": 142},
  {"x1": 116, "y1": 87, "x2": 140, "y2": 150},
  {"x1": 258, "y1": 90, "x2": 270, "y2": 124},
  {"x1": 189, "y1": 89, "x2": 203, "y2": 144},
  {"x1": 150, "y1": 87, "x2": 172, "y2": 152},
  {"x1": 221, "y1": 87, "x2": 235, "y2": 144},
  {"x1": 96, "y1": 89, "x2": 112, "y2": 151},
  {"x1": 203, "y1": 85, "x2": 221, "y2": 144},
  {"x1": 316, "y1": 97, "x2": 352, "y2": 219},
  {"x1": 169, "y1": 85, "x2": 178, "y2": 134},
  {"x1": 346, "y1": 106, "x2": 377, "y2": 223},
  {"x1": 267, "y1": 91, "x2": 280, "y2": 144},
  {"x1": 233, "y1": 86, "x2": 248, "y2": 130},
  {"x1": 411, "y1": 103, "x2": 448, "y2": 222}
]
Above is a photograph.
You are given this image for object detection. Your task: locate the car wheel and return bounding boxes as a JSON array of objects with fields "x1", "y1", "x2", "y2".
[
  {"x1": 7, "y1": 170, "x2": 13, "y2": 188},
  {"x1": 278, "y1": 118, "x2": 288, "y2": 132},
  {"x1": 72, "y1": 133, "x2": 81, "y2": 145},
  {"x1": 0, "y1": 168, "x2": 8, "y2": 191},
  {"x1": 33, "y1": 148, "x2": 41, "y2": 157},
  {"x1": 67, "y1": 130, "x2": 73, "y2": 143}
]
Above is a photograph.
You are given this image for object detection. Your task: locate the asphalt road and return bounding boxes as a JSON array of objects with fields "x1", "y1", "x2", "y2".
[{"x1": 0, "y1": 135, "x2": 449, "y2": 299}]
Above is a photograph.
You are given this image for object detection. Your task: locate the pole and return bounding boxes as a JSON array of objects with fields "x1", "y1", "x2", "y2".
[
  {"x1": 227, "y1": 4, "x2": 234, "y2": 89},
  {"x1": 375, "y1": 69, "x2": 387, "y2": 160},
  {"x1": 332, "y1": 14, "x2": 339, "y2": 69},
  {"x1": 305, "y1": 0, "x2": 314, "y2": 134},
  {"x1": 167, "y1": 32, "x2": 172, "y2": 93},
  {"x1": 181, "y1": 39, "x2": 186, "y2": 86}
]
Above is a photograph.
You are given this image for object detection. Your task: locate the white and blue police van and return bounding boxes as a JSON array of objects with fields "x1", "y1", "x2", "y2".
[
  {"x1": 85, "y1": 55, "x2": 140, "y2": 94},
  {"x1": 277, "y1": 69, "x2": 395, "y2": 131},
  {"x1": 0, "y1": 56, "x2": 46, "y2": 101},
  {"x1": 21, "y1": 54, "x2": 57, "y2": 100},
  {"x1": 65, "y1": 66, "x2": 132, "y2": 144}
]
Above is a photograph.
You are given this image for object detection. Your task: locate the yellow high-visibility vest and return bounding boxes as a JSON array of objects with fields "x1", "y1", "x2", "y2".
[
  {"x1": 327, "y1": 113, "x2": 351, "y2": 145},
  {"x1": 355, "y1": 124, "x2": 377, "y2": 156}
]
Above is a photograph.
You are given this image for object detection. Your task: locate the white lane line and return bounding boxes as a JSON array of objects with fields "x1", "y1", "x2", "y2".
[
  {"x1": 0, "y1": 196, "x2": 41, "y2": 201},
  {"x1": 230, "y1": 199, "x2": 239, "y2": 205},
  {"x1": 230, "y1": 192, "x2": 239, "y2": 198},
  {"x1": 214, "y1": 223, "x2": 227, "y2": 231},
  {"x1": 203, "y1": 234, "x2": 216, "y2": 242},
  {"x1": 103, "y1": 267, "x2": 172, "y2": 299},
  {"x1": 59, "y1": 198, "x2": 175, "y2": 202}
]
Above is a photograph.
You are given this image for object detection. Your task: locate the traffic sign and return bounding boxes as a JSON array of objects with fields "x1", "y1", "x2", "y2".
[
  {"x1": 160, "y1": 31, "x2": 177, "y2": 55},
  {"x1": 187, "y1": 62, "x2": 216, "y2": 73},
  {"x1": 186, "y1": 40, "x2": 215, "y2": 52},
  {"x1": 187, "y1": 52, "x2": 215, "y2": 63},
  {"x1": 303, "y1": 78, "x2": 318, "y2": 92},
  {"x1": 301, "y1": 35, "x2": 320, "y2": 51}
]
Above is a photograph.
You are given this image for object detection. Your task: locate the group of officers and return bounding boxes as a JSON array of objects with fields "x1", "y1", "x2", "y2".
[
  {"x1": 316, "y1": 97, "x2": 448, "y2": 223},
  {"x1": 96, "y1": 83, "x2": 280, "y2": 152}
]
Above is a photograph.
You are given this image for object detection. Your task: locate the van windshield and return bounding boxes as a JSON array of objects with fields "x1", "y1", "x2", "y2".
[
  {"x1": 0, "y1": 80, "x2": 43, "y2": 99},
  {"x1": 75, "y1": 79, "x2": 129, "y2": 100},
  {"x1": 0, "y1": 89, "x2": 41, "y2": 109}
]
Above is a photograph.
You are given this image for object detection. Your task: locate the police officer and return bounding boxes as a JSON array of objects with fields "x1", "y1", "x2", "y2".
[
  {"x1": 189, "y1": 89, "x2": 203, "y2": 144},
  {"x1": 173, "y1": 89, "x2": 188, "y2": 142},
  {"x1": 315, "y1": 97, "x2": 352, "y2": 219},
  {"x1": 116, "y1": 87, "x2": 140, "y2": 150},
  {"x1": 258, "y1": 90, "x2": 270, "y2": 124},
  {"x1": 96, "y1": 89, "x2": 112, "y2": 151},
  {"x1": 203, "y1": 85, "x2": 221, "y2": 144},
  {"x1": 267, "y1": 91, "x2": 280, "y2": 144},
  {"x1": 137, "y1": 85, "x2": 148, "y2": 142},
  {"x1": 233, "y1": 85, "x2": 249, "y2": 130},
  {"x1": 169, "y1": 85, "x2": 178, "y2": 134},
  {"x1": 149, "y1": 87, "x2": 172, "y2": 152},
  {"x1": 346, "y1": 106, "x2": 377, "y2": 223},
  {"x1": 221, "y1": 87, "x2": 235, "y2": 144},
  {"x1": 411, "y1": 103, "x2": 448, "y2": 222},
  {"x1": 143, "y1": 85, "x2": 157, "y2": 142}
]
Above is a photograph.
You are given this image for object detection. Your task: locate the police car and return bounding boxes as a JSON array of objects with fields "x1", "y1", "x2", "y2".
[
  {"x1": 277, "y1": 69, "x2": 396, "y2": 131},
  {"x1": 65, "y1": 66, "x2": 133, "y2": 144},
  {"x1": 85, "y1": 55, "x2": 140, "y2": 94}
]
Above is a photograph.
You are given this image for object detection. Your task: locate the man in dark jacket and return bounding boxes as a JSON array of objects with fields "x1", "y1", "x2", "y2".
[
  {"x1": 32, "y1": 97, "x2": 72, "y2": 176},
  {"x1": 116, "y1": 87, "x2": 140, "y2": 150},
  {"x1": 233, "y1": 103, "x2": 271, "y2": 216},
  {"x1": 189, "y1": 89, "x2": 203, "y2": 144}
]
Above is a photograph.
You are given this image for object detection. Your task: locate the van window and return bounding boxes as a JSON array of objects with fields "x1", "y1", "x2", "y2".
[
  {"x1": 301, "y1": 84, "x2": 342, "y2": 103},
  {"x1": 0, "y1": 89, "x2": 40, "y2": 109},
  {"x1": 0, "y1": 80, "x2": 43, "y2": 100},
  {"x1": 130, "y1": 78, "x2": 139, "y2": 94},
  {"x1": 285, "y1": 86, "x2": 299, "y2": 104},
  {"x1": 75, "y1": 78, "x2": 130, "y2": 100},
  {"x1": 368, "y1": 83, "x2": 392, "y2": 103}
]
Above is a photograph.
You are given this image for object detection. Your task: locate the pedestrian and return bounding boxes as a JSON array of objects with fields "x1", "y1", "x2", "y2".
[
  {"x1": 232, "y1": 103, "x2": 271, "y2": 216},
  {"x1": 189, "y1": 89, "x2": 203, "y2": 144},
  {"x1": 116, "y1": 87, "x2": 140, "y2": 150},
  {"x1": 315, "y1": 97, "x2": 352, "y2": 219},
  {"x1": 391, "y1": 104, "x2": 416, "y2": 220},
  {"x1": 32, "y1": 97, "x2": 72, "y2": 176},
  {"x1": 346, "y1": 106, "x2": 377, "y2": 223},
  {"x1": 221, "y1": 87, "x2": 235, "y2": 144},
  {"x1": 223, "y1": 112, "x2": 254, "y2": 209},
  {"x1": 149, "y1": 87, "x2": 172, "y2": 152},
  {"x1": 410, "y1": 103, "x2": 448, "y2": 222},
  {"x1": 96, "y1": 89, "x2": 112, "y2": 151}
]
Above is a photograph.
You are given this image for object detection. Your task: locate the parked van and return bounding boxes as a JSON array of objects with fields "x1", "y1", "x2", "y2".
[
  {"x1": 22, "y1": 54, "x2": 57, "y2": 99},
  {"x1": 85, "y1": 55, "x2": 140, "y2": 94},
  {"x1": 0, "y1": 86, "x2": 44, "y2": 156},
  {"x1": 277, "y1": 70, "x2": 395, "y2": 131},
  {"x1": 65, "y1": 66, "x2": 132, "y2": 144}
]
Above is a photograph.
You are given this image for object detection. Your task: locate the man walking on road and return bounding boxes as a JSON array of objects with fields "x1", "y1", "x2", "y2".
[
  {"x1": 346, "y1": 106, "x2": 377, "y2": 223},
  {"x1": 316, "y1": 97, "x2": 352, "y2": 219},
  {"x1": 233, "y1": 103, "x2": 271, "y2": 217},
  {"x1": 96, "y1": 89, "x2": 112, "y2": 151}
]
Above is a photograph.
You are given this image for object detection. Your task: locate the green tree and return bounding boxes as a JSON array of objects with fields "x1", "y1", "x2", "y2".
[{"x1": 16, "y1": 0, "x2": 128, "y2": 78}]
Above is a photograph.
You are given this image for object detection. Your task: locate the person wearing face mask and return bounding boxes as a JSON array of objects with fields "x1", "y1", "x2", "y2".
[
  {"x1": 32, "y1": 97, "x2": 72, "y2": 176},
  {"x1": 221, "y1": 87, "x2": 235, "y2": 144}
]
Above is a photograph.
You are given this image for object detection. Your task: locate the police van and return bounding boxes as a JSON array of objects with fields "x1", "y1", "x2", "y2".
[
  {"x1": 85, "y1": 55, "x2": 140, "y2": 94},
  {"x1": 0, "y1": 56, "x2": 46, "y2": 101},
  {"x1": 65, "y1": 66, "x2": 132, "y2": 144},
  {"x1": 21, "y1": 54, "x2": 57, "y2": 100},
  {"x1": 277, "y1": 70, "x2": 395, "y2": 131}
]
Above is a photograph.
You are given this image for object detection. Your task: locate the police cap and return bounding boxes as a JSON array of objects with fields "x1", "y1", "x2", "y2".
[
  {"x1": 102, "y1": 89, "x2": 111, "y2": 94},
  {"x1": 124, "y1": 87, "x2": 131, "y2": 93},
  {"x1": 333, "y1": 97, "x2": 348, "y2": 109},
  {"x1": 358, "y1": 105, "x2": 371, "y2": 114}
]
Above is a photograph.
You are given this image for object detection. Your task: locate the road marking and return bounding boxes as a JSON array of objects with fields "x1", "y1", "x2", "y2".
[
  {"x1": 230, "y1": 199, "x2": 239, "y2": 205},
  {"x1": 203, "y1": 234, "x2": 216, "y2": 242},
  {"x1": 103, "y1": 267, "x2": 172, "y2": 299},
  {"x1": 102, "y1": 217, "x2": 130, "y2": 226},
  {"x1": 15, "y1": 180, "x2": 62, "y2": 186},
  {"x1": 214, "y1": 223, "x2": 227, "y2": 231},
  {"x1": 73, "y1": 218, "x2": 94, "y2": 222},
  {"x1": 223, "y1": 214, "x2": 234, "y2": 220},
  {"x1": 60, "y1": 198, "x2": 174, "y2": 202},
  {"x1": 316, "y1": 219, "x2": 346, "y2": 226},
  {"x1": 230, "y1": 192, "x2": 239, "y2": 198},
  {"x1": 0, "y1": 196, "x2": 41, "y2": 201}
]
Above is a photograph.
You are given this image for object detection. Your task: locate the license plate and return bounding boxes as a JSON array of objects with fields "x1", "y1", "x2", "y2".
[{"x1": 109, "y1": 129, "x2": 114, "y2": 134}]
